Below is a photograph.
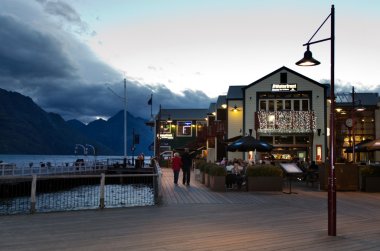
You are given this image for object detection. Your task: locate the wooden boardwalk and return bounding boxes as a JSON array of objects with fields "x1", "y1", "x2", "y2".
[{"x1": 1, "y1": 168, "x2": 380, "y2": 250}]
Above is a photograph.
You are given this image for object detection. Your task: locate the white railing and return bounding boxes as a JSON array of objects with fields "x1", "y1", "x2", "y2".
[
  {"x1": 0, "y1": 160, "x2": 109, "y2": 176},
  {"x1": 0, "y1": 160, "x2": 162, "y2": 215}
]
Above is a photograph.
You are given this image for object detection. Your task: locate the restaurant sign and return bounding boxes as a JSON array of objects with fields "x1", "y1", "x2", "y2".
[
  {"x1": 159, "y1": 134, "x2": 174, "y2": 139},
  {"x1": 271, "y1": 84, "x2": 297, "y2": 92}
]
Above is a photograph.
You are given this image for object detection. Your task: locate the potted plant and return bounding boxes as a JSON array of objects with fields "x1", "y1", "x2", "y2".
[
  {"x1": 360, "y1": 166, "x2": 380, "y2": 192},
  {"x1": 204, "y1": 162, "x2": 211, "y2": 187},
  {"x1": 194, "y1": 159, "x2": 206, "y2": 182},
  {"x1": 246, "y1": 164, "x2": 283, "y2": 191},
  {"x1": 197, "y1": 160, "x2": 207, "y2": 184},
  {"x1": 208, "y1": 163, "x2": 227, "y2": 192}
]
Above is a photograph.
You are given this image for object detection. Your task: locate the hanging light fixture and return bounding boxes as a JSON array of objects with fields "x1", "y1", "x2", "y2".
[
  {"x1": 231, "y1": 105, "x2": 240, "y2": 112},
  {"x1": 295, "y1": 45, "x2": 321, "y2": 66}
]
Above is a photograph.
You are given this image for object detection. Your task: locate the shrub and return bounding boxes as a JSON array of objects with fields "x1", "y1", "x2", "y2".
[
  {"x1": 208, "y1": 163, "x2": 227, "y2": 176},
  {"x1": 360, "y1": 166, "x2": 380, "y2": 177},
  {"x1": 203, "y1": 162, "x2": 213, "y2": 174},
  {"x1": 194, "y1": 159, "x2": 206, "y2": 170},
  {"x1": 246, "y1": 165, "x2": 283, "y2": 177}
]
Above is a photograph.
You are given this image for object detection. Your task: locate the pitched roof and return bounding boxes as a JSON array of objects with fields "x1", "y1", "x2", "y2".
[
  {"x1": 336, "y1": 93, "x2": 379, "y2": 106},
  {"x1": 208, "y1": 103, "x2": 216, "y2": 114},
  {"x1": 243, "y1": 66, "x2": 327, "y2": 90},
  {"x1": 216, "y1": 95, "x2": 227, "y2": 109},
  {"x1": 157, "y1": 108, "x2": 208, "y2": 120},
  {"x1": 227, "y1": 85, "x2": 244, "y2": 100}
]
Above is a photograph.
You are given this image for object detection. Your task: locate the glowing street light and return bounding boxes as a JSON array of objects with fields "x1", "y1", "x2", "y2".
[{"x1": 296, "y1": 5, "x2": 336, "y2": 236}]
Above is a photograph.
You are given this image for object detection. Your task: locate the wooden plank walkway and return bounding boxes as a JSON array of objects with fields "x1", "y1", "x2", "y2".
[{"x1": 1, "y1": 168, "x2": 380, "y2": 250}]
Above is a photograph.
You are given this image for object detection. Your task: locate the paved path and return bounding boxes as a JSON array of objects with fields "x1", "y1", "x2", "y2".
[{"x1": 1, "y1": 168, "x2": 380, "y2": 250}]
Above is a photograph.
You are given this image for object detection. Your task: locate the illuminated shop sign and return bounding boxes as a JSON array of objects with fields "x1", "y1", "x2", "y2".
[
  {"x1": 158, "y1": 134, "x2": 174, "y2": 139},
  {"x1": 271, "y1": 84, "x2": 297, "y2": 92}
]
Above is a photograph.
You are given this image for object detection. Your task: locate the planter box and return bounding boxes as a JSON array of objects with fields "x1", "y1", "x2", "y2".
[
  {"x1": 320, "y1": 163, "x2": 359, "y2": 191},
  {"x1": 200, "y1": 171, "x2": 205, "y2": 184},
  {"x1": 205, "y1": 173, "x2": 210, "y2": 187},
  {"x1": 209, "y1": 176, "x2": 226, "y2": 192},
  {"x1": 247, "y1": 176, "x2": 283, "y2": 191},
  {"x1": 194, "y1": 169, "x2": 201, "y2": 182},
  {"x1": 362, "y1": 176, "x2": 380, "y2": 192}
]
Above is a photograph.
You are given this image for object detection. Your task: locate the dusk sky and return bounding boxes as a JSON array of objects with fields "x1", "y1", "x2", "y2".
[{"x1": 1, "y1": 0, "x2": 379, "y2": 123}]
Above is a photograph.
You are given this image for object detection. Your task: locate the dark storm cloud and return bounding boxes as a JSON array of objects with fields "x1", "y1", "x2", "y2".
[
  {"x1": 35, "y1": 0, "x2": 91, "y2": 35},
  {"x1": 321, "y1": 79, "x2": 380, "y2": 94},
  {"x1": 33, "y1": 79, "x2": 214, "y2": 123},
  {"x1": 0, "y1": 14, "x2": 76, "y2": 79},
  {"x1": 0, "y1": 1, "x2": 214, "y2": 124}
]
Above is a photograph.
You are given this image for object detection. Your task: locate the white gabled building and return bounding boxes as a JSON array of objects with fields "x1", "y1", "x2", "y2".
[
  {"x1": 244, "y1": 66, "x2": 327, "y2": 162},
  {"x1": 226, "y1": 66, "x2": 328, "y2": 163}
]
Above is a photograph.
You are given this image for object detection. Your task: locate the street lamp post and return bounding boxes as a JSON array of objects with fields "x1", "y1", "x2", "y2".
[
  {"x1": 296, "y1": 5, "x2": 336, "y2": 236},
  {"x1": 352, "y1": 87, "x2": 356, "y2": 163}
]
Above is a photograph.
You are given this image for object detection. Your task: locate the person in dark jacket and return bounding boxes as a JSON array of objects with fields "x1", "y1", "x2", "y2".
[{"x1": 181, "y1": 148, "x2": 193, "y2": 186}]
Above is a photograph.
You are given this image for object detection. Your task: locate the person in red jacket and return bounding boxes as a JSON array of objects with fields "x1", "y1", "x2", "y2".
[{"x1": 171, "y1": 152, "x2": 182, "y2": 185}]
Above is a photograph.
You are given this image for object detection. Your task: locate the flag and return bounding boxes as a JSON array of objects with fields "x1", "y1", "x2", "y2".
[{"x1": 147, "y1": 95, "x2": 152, "y2": 105}]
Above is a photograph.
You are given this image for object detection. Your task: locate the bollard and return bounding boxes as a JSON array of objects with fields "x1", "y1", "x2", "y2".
[
  {"x1": 30, "y1": 175, "x2": 37, "y2": 214},
  {"x1": 99, "y1": 173, "x2": 105, "y2": 209}
]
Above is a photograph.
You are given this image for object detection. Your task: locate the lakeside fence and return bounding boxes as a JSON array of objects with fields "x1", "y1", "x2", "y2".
[
  {"x1": 0, "y1": 159, "x2": 120, "y2": 176},
  {"x1": 0, "y1": 163, "x2": 162, "y2": 215}
]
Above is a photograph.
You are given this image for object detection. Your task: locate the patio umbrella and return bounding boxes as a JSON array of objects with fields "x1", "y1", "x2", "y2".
[
  {"x1": 361, "y1": 139, "x2": 380, "y2": 151},
  {"x1": 344, "y1": 139, "x2": 373, "y2": 153},
  {"x1": 227, "y1": 136, "x2": 273, "y2": 152}
]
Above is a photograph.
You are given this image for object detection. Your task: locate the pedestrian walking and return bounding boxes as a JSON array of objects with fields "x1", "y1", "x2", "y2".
[
  {"x1": 181, "y1": 148, "x2": 193, "y2": 186},
  {"x1": 172, "y1": 152, "x2": 182, "y2": 185}
]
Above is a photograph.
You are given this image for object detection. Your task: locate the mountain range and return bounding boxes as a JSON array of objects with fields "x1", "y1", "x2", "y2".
[{"x1": 0, "y1": 88, "x2": 154, "y2": 155}]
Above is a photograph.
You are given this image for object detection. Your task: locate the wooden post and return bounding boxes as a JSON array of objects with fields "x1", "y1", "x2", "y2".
[
  {"x1": 99, "y1": 173, "x2": 105, "y2": 209},
  {"x1": 30, "y1": 175, "x2": 37, "y2": 214}
]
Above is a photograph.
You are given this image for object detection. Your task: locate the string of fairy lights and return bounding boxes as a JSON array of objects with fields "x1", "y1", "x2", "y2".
[{"x1": 257, "y1": 110, "x2": 317, "y2": 134}]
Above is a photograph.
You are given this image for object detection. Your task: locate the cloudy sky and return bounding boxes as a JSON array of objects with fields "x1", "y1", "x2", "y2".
[{"x1": 1, "y1": 0, "x2": 379, "y2": 123}]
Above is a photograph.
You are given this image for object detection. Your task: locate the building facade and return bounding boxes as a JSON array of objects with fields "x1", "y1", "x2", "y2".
[{"x1": 151, "y1": 66, "x2": 380, "y2": 165}]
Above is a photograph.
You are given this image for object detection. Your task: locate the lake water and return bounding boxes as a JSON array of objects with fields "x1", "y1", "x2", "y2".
[{"x1": 0, "y1": 154, "x2": 157, "y2": 214}]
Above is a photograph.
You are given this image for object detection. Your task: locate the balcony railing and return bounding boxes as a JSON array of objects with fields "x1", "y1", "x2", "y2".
[{"x1": 256, "y1": 110, "x2": 317, "y2": 134}]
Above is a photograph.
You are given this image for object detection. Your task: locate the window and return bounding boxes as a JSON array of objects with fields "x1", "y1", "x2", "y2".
[
  {"x1": 196, "y1": 121, "x2": 206, "y2": 137},
  {"x1": 260, "y1": 136, "x2": 273, "y2": 144},
  {"x1": 160, "y1": 121, "x2": 171, "y2": 135},
  {"x1": 177, "y1": 121, "x2": 192, "y2": 137},
  {"x1": 295, "y1": 136, "x2": 309, "y2": 144},
  {"x1": 302, "y1": 100, "x2": 309, "y2": 111},
  {"x1": 276, "y1": 100, "x2": 283, "y2": 111},
  {"x1": 293, "y1": 100, "x2": 300, "y2": 111},
  {"x1": 275, "y1": 136, "x2": 293, "y2": 144},
  {"x1": 260, "y1": 100, "x2": 267, "y2": 110},
  {"x1": 285, "y1": 100, "x2": 291, "y2": 110},
  {"x1": 268, "y1": 100, "x2": 274, "y2": 111}
]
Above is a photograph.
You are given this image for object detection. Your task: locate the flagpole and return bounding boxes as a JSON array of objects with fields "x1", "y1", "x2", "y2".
[
  {"x1": 124, "y1": 78, "x2": 127, "y2": 166},
  {"x1": 150, "y1": 93, "x2": 153, "y2": 119}
]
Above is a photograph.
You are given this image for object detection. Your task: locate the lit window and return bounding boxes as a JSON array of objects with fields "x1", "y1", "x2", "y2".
[{"x1": 177, "y1": 121, "x2": 192, "y2": 137}]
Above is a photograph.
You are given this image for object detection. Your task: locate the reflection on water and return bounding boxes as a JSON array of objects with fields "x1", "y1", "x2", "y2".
[{"x1": 0, "y1": 184, "x2": 154, "y2": 215}]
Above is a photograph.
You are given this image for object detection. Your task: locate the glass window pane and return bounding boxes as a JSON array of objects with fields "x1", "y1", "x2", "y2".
[
  {"x1": 268, "y1": 100, "x2": 274, "y2": 111},
  {"x1": 295, "y1": 136, "x2": 310, "y2": 144},
  {"x1": 260, "y1": 136, "x2": 273, "y2": 144},
  {"x1": 274, "y1": 136, "x2": 293, "y2": 144},
  {"x1": 276, "y1": 100, "x2": 283, "y2": 111},
  {"x1": 302, "y1": 100, "x2": 309, "y2": 111},
  {"x1": 293, "y1": 100, "x2": 300, "y2": 111},
  {"x1": 285, "y1": 100, "x2": 291, "y2": 110},
  {"x1": 260, "y1": 100, "x2": 267, "y2": 110},
  {"x1": 160, "y1": 122, "x2": 171, "y2": 134},
  {"x1": 177, "y1": 121, "x2": 192, "y2": 137}
]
